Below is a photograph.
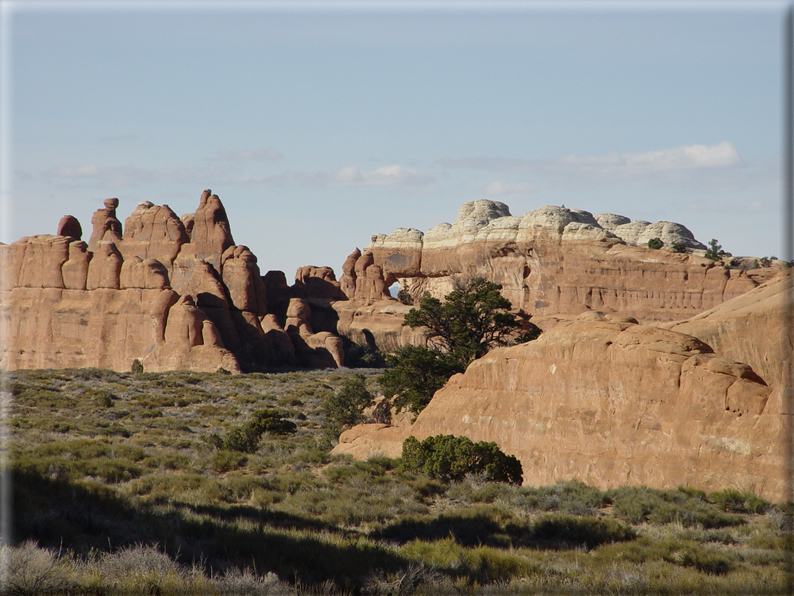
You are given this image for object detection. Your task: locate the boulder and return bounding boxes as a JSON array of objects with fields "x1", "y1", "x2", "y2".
[
  {"x1": 285, "y1": 298, "x2": 345, "y2": 368},
  {"x1": 15, "y1": 235, "x2": 70, "y2": 289},
  {"x1": 221, "y1": 245, "x2": 268, "y2": 314},
  {"x1": 56, "y1": 215, "x2": 82, "y2": 240},
  {"x1": 86, "y1": 241, "x2": 122, "y2": 290},
  {"x1": 331, "y1": 299, "x2": 427, "y2": 353},
  {"x1": 260, "y1": 314, "x2": 298, "y2": 367},
  {"x1": 119, "y1": 257, "x2": 170, "y2": 290},
  {"x1": 61, "y1": 241, "x2": 91, "y2": 291},
  {"x1": 353, "y1": 251, "x2": 394, "y2": 305},
  {"x1": 294, "y1": 265, "x2": 347, "y2": 301}
]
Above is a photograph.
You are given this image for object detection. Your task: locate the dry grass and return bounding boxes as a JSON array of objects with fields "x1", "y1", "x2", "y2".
[{"x1": 6, "y1": 367, "x2": 791, "y2": 594}]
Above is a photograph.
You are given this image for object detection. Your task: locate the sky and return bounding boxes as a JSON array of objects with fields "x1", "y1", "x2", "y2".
[{"x1": 0, "y1": 0, "x2": 789, "y2": 285}]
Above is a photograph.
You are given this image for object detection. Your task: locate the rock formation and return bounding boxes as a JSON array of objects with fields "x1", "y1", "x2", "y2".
[
  {"x1": 285, "y1": 298, "x2": 345, "y2": 368},
  {"x1": 666, "y1": 268, "x2": 792, "y2": 389},
  {"x1": 332, "y1": 299, "x2": 426, "y2": 354},
  {"x1": 121, "y1": 201, "x2": 189, "y2": 267},
  {"x1": 0, "y1": 190, "x2": 345, "y2": 373},
  {"x1": 363, "y1": 200, "x2": 778, "y2": 323},
  {"x1": 87, "y1": 198, "x2": 123, "y2": 252},
  {"x1": 56, "y1": 216, "x2": 82, "y2": 240},
  {"x1": 2, "y1": 193, "x2": 784, "y2": 384},
  {"x1": 334, "y1": 314, "x2": 786, "y2": 500}
]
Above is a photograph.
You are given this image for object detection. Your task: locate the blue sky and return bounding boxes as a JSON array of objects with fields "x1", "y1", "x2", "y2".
[{"x1": 1, "y1": 1, "x2": 788, "y2": 282}]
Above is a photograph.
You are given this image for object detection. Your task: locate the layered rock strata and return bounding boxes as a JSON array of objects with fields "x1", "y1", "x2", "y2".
[
  {"x1": 0, "y1": 191, "x2": 344, "y2": 372},
  {"x1": 334, "y1": 314, "x2": 786, "y2": 500},
  {"x1": 364, "y1": 200, "x2": 777, "y2": 323}
]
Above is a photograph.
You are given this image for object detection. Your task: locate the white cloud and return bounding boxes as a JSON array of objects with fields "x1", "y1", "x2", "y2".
[
  {"x1": 41, "y1": 163, "x2": 231, "y2": 189},
  {"x1": 442, "y1": 142, "x2": 743, "y2": 174},
  {"x1": 438, "y1": 142, "x2": 776, "y2": 191},
  {"x1": 222, "y1": 164, "x2": 434, "y2": 189},
  {"x1": 483, "y1": 181, "x2": 536, "y2": 195},
  {"x1": 331, "y1": 164, "x2": 433, "y2": 187},
  {"x1": 619, "y1": 141, "x2": 741, "y2": 170}
]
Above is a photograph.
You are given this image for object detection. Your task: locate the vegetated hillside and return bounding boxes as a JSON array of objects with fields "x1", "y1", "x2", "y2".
[{"x1": 7, "y1": 369, "x2": 790, "y2": 595}]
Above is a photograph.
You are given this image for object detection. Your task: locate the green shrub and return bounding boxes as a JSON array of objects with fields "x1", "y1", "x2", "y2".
[
  {"x1": 532, "y1": 514, "x2": 636, "y2": 548},
  {"x1": 138, "y1": 408, "x2": 163, "y2": 419},
  {"x1": 400, "y1": 435, "x2": 523, "y2": 485},
  {"x1": 647, "y1": 237, "x2": 663, "y2": 249},
  {"x1": 381, "y1": 279, "x2": 536, "y2": 416},
  {"x1": 210, "y1": 409, "x2": 297, "y2": 453},
  {"x1": 609, "y1": 485, "x2": 746, "y2": 528},
  {"x1": 324, "y1": 459, "x2": 391, "y2": 484},
  {"x1": 210, "y1": 450, "x2": 248, "y2": 473},
  {"x1": 518, "y1": 479, "x2": 608, "y2": 515},
  {"x1": 411, "y1": 477, "x2": 449, "y2": 501},
  {"x1": 397, "y1": 282, "x2": 413, "y2": 305},
  {"x1": 248, "y1": 409, "x2": 298, "y2": 436},
  {"x1": 378, "y1": 346, "x2": 464, "y2": 415},
  {"x1": 671, "y1": 242, "x2": 689, "y2": 253},
  {"x1": 708, "y1": 488, "x2": 769, "y2": 514},
  {"x1": 131, "y1": 358, "x2": 144, "y2": 374},
  {"x1": 402, "y1": 278, "x2": 524, "y2": 365},
  {"x1": 466, "y1": 482, "x2": 505, "y2": 504},
  {"x1": 85, "y1": 388, "x2": 116, "y2": 408},
  {"x1": 4, "y1": 541, "x2": 76, "y2": 595},
  {"x1": 345, "y1": 344, "x2": 387, "y2": 368},
  {"x1": 399, "y1": 538, "x2": 536, "y2": 585},
  {"x1": 322, "y1": 373, "x2": 373, "y2": 431},
  {"x1": 663, "y1": 543, "x2": 733, "y2": 575}
]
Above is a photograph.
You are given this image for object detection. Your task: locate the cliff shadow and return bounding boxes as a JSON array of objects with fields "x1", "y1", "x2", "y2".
[{"x1": 12, "y1": 467, "x2": 408, "y2": 590}]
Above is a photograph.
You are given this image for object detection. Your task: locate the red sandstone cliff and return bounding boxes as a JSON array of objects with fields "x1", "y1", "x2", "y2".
[
  {"x1": 362, "y1": 200, "x2": 779, "y2": 324},
  {"x1": 0, "y1": 191, "x2": 344, "y2": 373},
  {"x1": 665, "y1": 268, "x2": 791, "y2": 389},
  {"x1": 334, "y1": 313, "x2": 786, "y2": 500},
  {"x1": 2, "y1": 194, "x2": 783, "y2": 375}
]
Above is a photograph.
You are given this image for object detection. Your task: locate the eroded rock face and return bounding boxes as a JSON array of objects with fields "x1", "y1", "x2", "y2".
[
  {"x1": 363, "y1": 201, "x2": 772, "y2": 322},
  {"x1": 56, "y1": 215, "x2": 82, "y2": 240},
  {"x1": 334, "y1": 315, "x2": 785, "y2": 500},
  {"x1": 331, "y1": 299, "x2": 427, "y2": 353},
  {"x1": 87, "y1": 198, "x2": 123, "y2": 252},
  {"x1": 666, "y1": 268, "x2": 791, "y2": 389},
  {"x1": 121, "y1": 202, "x2": 189, "y2": 268},
  {"x1": 182, "y1": 189, "x2": 235, "y2": 274},
  {"x1": 285, "y1": 298, "x2": 345, "y2": 368},
  {"x1": 293, "y1": 265, "x2": 347, "y2": 301},
  {"x1": 0, "y1": 190, "x2": 349, "y2": 373},
  {"x1": 339, "y1": 248, "x2": 361, "y2": 300}
]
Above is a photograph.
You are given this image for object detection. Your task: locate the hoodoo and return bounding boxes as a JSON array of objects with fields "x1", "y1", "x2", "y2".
[{"x1": 0, "y1": 191, "x2": 349, "y2": 372}]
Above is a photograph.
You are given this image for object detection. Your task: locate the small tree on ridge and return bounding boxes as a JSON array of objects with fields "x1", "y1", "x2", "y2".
[
  {"x1": 380, "y1": 278, "x2": 538, "y2": 415},
  {"x1": 403, "y1": 278, "x2": 525, "y2": 365}
]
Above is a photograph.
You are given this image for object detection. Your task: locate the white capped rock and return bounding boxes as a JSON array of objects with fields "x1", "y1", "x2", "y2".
[
  {"x1": 612, "y1": 220, "x2": 651, "y2": 245},
  {"x1": 595, "y1": 213, "x2": 631, "y2": 231}
]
